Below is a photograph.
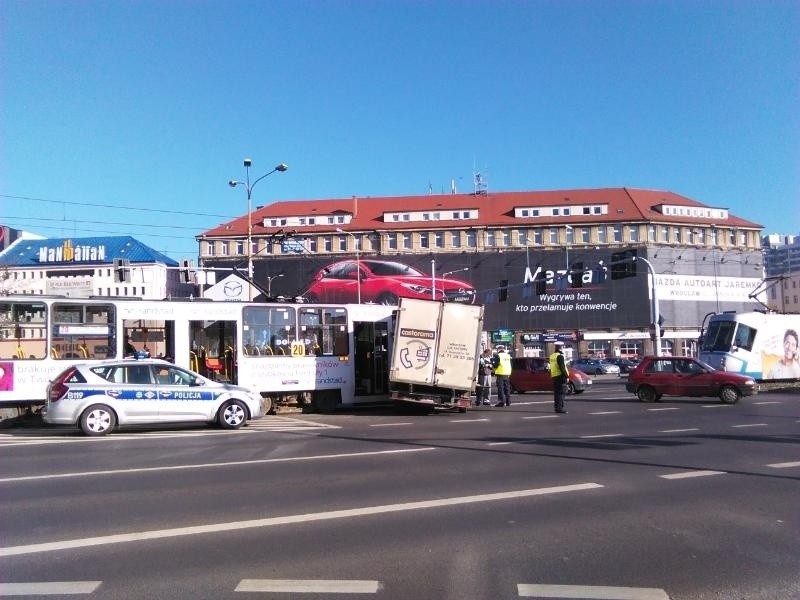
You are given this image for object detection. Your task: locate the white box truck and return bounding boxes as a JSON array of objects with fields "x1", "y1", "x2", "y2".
[{"x1": 389, "y1": 298, "x2": 484, "y2": 412}]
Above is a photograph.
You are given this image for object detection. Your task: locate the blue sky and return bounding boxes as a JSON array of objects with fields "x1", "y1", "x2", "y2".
[{"x1": 2, "y1": 0, "x2": 798, "y2": 261}]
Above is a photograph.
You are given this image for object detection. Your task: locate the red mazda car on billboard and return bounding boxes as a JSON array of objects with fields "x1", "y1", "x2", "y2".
[{"x1": 303, "y1": 259, "x2": 476, "y2": 305}]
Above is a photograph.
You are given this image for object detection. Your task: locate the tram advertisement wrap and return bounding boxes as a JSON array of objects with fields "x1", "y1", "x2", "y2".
[{"x1": 208, "y1": 246, "x2": 652, "y2": 332}]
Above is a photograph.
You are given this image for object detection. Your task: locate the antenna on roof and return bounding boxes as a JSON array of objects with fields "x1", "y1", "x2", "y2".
[{"x1": 473, "y1": 165, "x2": 488, "y2": 195}]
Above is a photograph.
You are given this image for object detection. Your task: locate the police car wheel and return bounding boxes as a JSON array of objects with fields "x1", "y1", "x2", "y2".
[
  {"x1": 80, "y1": 404, "x2": 117, "y2": 436},
  {"x1": 219, "y1": 400, "x2": 247, "y2": 429}
]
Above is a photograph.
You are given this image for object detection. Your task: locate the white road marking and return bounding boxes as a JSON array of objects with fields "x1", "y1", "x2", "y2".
[
  {"x1": 580, "y1": 434, "x2": 623, "y2": 439},
  {"x1": 487, "y1": 441, "x2": 513, "y2": 446},
  {"x1": 518, "y1": 583, "x2": 669, "y2": 599},
  {"x1": 236, "y1": 579, "x2": 381, "y2": 593},
  {"x1": 767, "y1": 461, "x2": 800, "y2": 469},
  {"x1": 647, "y1": 407, "x2": 679, "y2": 412},
  {"x1": 522, "y1": 415, "x2": 559, "y2": 420},
  {"x1": 590, "y1": 411, "x2": 621, "y2": 415},
  {"x1": 731, "y1": 423, "x2": 768, "y2": 428},
  {"x1": 0, "y1": 581, "x2": 102, "y2": 595},
  {"x1": 701, "y1": 404, "x2": 730, "y2": 408},
  {"x1": 660, "y1": 470, "x2": 726, "y2": 479},
  {"x1": 369, "y1": 422, "x2": 413, "y2": 427},
  {"x1": 512, "y1": 400, "x2": 553, "y2": 405},
  {"x1": 752, "y1": 401, "x2": 781, "y2": 405},
  {"x1": 449, "y1": 418, "x2": 490, "y2": 423},
  {"x1": 659, "y1": 428, "x2": 699, "y2": 433},
  {"x1": 0, "y1": 482, "x2": 603, "y2": 557},
  {"x1": 0, "y1": 448, "x2": 437, "y2": 484}
]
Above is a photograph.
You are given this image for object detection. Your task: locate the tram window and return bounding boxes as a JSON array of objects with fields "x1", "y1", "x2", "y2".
[
  {"x1": 701, "y1": 321, "x2": 735, "y2": 352},
  {"x1": 733, "y1": 324, "x2": 757, "y2": 351},
  {"x1": 243, "y1": 306, "x2": 297, "y2": 357},
  {"x1": 299, "y1": 307, "x2": 348, "y2": 356},
  {"x1": 51, "y1": 303, "x2": 115, "y2": 360},
  {"x1": 0, "y1": 301, "x2": 47, "y2": 359}
]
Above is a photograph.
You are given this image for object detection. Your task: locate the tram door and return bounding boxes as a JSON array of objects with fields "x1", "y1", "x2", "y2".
[
  {"x1": 189, "y1": 320, "x2": 238, "y2": 383},
  {"x1": 353, "y1": 321, "x2": 389, "y2": 396}
]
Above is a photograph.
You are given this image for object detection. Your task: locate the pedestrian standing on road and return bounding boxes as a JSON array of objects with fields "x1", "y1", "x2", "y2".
[
  {"x1": 476, "y1": 348, "x2": 493, "y2": 406},
  {"x1": 492, "y1": 345, "x2": 512, "y2": 407},
  {"x1": 550, "y1": 341, "x2": 569, "y2": 413}
]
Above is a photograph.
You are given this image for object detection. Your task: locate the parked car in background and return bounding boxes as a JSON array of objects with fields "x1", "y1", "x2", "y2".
[
  {"x1": 569, "y1": 358, "x2": 621, "y2": 375},
  {"x1": 43, "y1": 358, "x2": 264, "y2": 435},
  {"x1": 510, "y1": 357, "x2": 592, "y2": 395},
  {"x1": 625, "y1": 356, "x2": 757, "y2": 404},
  {"x1": 604, "y1": 357, "x2": 640, "y2": 374},
  {"x1": 304, "y1": 259, "x2": 476, "y2": 305}
]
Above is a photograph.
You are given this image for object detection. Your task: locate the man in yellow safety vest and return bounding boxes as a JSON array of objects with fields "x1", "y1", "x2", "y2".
[{"x1": 549, "y1": 341, "x2": 569, "y2": 414}]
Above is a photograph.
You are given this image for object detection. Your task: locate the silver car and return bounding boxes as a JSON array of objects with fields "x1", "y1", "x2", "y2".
[
  {"x1": 43, "y1": 358, "x2": 263, "y2": 436},
  {"x1": 569, "y1": 358, "x2": 621, "y2": 375}
]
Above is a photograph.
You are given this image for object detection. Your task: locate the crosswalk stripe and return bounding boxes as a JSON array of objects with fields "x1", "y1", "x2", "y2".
[
  {"x1": 235, "y1": 579, "x2": 381, "y2": 593},
  {"x1": 0, "y1": 581, "x2": 101, "y2": 595},
  {"x1": 518, "y1": 583, "x2": 669, "y2": 599}
]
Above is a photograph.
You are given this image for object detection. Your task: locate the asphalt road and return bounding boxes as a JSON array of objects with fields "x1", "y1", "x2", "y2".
[{"x1": 1, "y1": 379, "x2": 798, "y2": 600}]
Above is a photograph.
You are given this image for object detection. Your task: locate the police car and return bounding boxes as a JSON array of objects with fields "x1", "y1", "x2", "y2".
[{"x1": 43, "y1": 357, "x2": 264, "y2": 436}]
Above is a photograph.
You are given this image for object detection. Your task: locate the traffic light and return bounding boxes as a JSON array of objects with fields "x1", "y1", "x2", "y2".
[
  {"x1": 570, "y1": 262, "x2": 584, "y2": 288},
  {"x1": 113, "y1": 258, "x2": 131, "y2": 283},
  {"x1": 179, "y1": 259, "x2": 192, "y2": 283},
  {"x1": 611, "y1": 249, "x2": 637, "y2": 279},
  {"x1": 534, "y1": 273, "x2": 547, "y2": 295}
]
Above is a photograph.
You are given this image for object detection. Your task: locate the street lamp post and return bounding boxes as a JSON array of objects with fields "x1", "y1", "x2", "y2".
[
  {"x1": 635, "y1": 256, "x2": 661, "y2": 356},
  {"x1": 336, "y1": 228, "x2": 361, "y2": 304},
  {"x1": 266, "y1": 273, "x2": 284, "y2": 297},
  {"x1": 565, "y1": 225, "x2": 573, "y2": 282},
  {"x1": 229, "y1": 159, "x2": 288, "y2": 300}
]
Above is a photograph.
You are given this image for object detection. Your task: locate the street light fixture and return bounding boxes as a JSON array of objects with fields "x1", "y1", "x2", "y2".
[
  {"x1": 336, "y1": 228, "x2": 361, "y2": 304},
  {"x1": 266, "y1": 273, "x2": 284, "y2": 297},
  {"x1": 228, "y1": 159, "x2": 288, "y2": 300}
]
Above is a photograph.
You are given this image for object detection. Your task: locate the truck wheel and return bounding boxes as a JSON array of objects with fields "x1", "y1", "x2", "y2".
[
  {"x1": 80, "y1": 404, "x2": 116, "y2": 436},
  {"x1": 719, "y1": 385, "x2": 741, "y2": 405},
  {"x1": 261, "y1": 395, "x2": 274, "y2": 415},
  {"x1": 313, "y1": 390, "x2": 339, "y2": 414}
]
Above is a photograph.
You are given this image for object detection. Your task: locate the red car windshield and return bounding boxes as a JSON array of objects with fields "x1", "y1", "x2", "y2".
[{"x1": 363, "y1": 261, "x2": 425, "y2": 277}]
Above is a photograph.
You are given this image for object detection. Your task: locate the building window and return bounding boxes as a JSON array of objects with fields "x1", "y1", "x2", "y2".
[
  {"x1": 549, "y1": 228, "x2": 558, "y2": 245},
  {"x1": 593, "y1": 206, "x2": 602, "y2": 214},
  {"x1": 420, "y1": 232, "x2": 430, "y2": 249},
  {"x1": 388, "y1": 233, "x2": 398, "y2": 250},
  {"x1": 581, "y1": 227, "x2": 590, "y2": 244},
  {"x1": 338, "y1": 236, "x2": 348, "y2": 252},
  {"x1": 619, "y1": 341, "x2": 643, "y2": 358},
  {"x1": 532, "y1": 209, "x2": 540, "y2": 217},
  {"x1": 308, "y1": 238, "x2": 318, "y2": 252},
  {"x1": 517, "y1": 230, "x2": 527, "y2": 245},
  {"x1": 532, "y1": 228, "x2": 542, "y2": 245},
  {"x1": 613, "y1": 227, "x2": 622, "y2": 243},
  {"x1": 392, "y1": 214, "x2": 399, "y2": 222},
  {"x1": 220, "y1": 242, "x2": 229, "y2": 256},
  {"x1": 367, "y1": 233, "x2": 378, "y2": 252},
  {"x1": 628, "y1": 226, "x2": 639, "y2": 243},
  {"x1": 595, "y1": 227, "x2": 606, "y2": 244},
  {"x1": 402, "y1": 214, "x2": 410, "y2": 221},
  {"x1": 205, "y1": 242, "x2": 215, "y2": 256},
  {"x1": 434, "y1": 232, "x2": 444, "y2": 248},
  {"x1": 501, "y1": 229, "x2": 510, "y2": 246},
  {"x1": 552, "y1": 208, "x2": 560, "y2": 216},
  {"x1": 402, "y1": 233, "x2": 412, "y2": 249},
  {"x1": 324, "y1": 236, "x2": 332, "y2": 252},
  {"x1": 587, "y1": 341, "x2": 610, "y2": 357},
  {"x1": 566, "y1": 227, "x2": 574, "y2": 245},
  {"x1": 451, "y1": 231, "x2": 461, "y2": 248},
  {"x1": 486, "y1": 231, "x2": 496, "y2": 247},
  {"x1": 661, "y1": 226, "x2": 669, "y2": 243},
  {"x1": 466, "y1": 231, "x2": 477, "y2": 248},
  {"x1": 648, "y1": 226, "x2": 656, "y2": 242},
  {"x1": 563, "y1": 207, "x2": 571, "y2": 216}
]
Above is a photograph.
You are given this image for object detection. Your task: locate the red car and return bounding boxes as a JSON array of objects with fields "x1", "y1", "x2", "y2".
[
  {"x1": 510, "y1": 357, "x2": 592, "y2": 395},
  {"x1": 304, "y1": 259, "x2": 476, "y2": 305},
  {"x1": 625, "y1": 356, "x2": 757, "y2": 404}
]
